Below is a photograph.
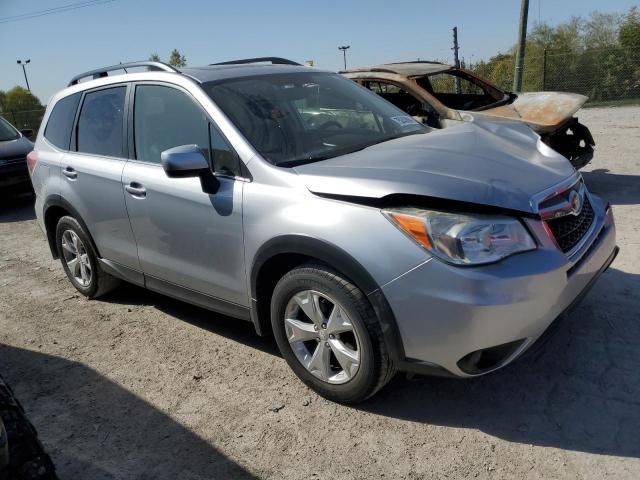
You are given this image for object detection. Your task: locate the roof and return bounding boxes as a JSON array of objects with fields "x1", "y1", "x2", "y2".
[
  {"x1": 342, "y1": 61, "x2": 452, "y2": 77},
  {"x1": 67, "y1": 59, "x2": 326, "y2": 89},
  {"x1": 180, "y1": 64, "x2": 325, "y2": 83}
]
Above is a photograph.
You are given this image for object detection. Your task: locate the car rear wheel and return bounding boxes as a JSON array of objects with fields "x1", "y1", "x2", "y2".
[
  {"x1": 55, "y1": 216, "x2": 119, "y2": 298},
  {"x1": 271, "y1": 264, "x2": 395, "y2": 403}
]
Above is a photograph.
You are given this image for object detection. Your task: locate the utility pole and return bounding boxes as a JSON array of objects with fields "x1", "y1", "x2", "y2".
[
  {"x1": 513, "y1": 0, "x2": 530, "y2": 92},
  {"x1": 452, "y1": 27, "x2": 461, "y2": 94},
  {"x1": 17, "y1": 59, "x2": 31, "y2": 91},
  {"x1": 542, "y1": 48, "x2": 548, "y2": 91},
  {"x1": 338, "y1": 45, "x2": 350, "y2": 71}
]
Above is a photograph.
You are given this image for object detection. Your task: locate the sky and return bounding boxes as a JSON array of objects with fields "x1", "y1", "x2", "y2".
[{"x1": 1, "y1": 0, "x2": 638, "y2": 104}]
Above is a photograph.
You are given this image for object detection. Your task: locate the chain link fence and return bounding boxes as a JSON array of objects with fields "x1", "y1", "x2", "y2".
[
  {"x1": 470, "y1": 46, "x2": 640, "y2": 106},
  {"x1": 2, "y1": 108, "x2": 46, "y2": 134}
]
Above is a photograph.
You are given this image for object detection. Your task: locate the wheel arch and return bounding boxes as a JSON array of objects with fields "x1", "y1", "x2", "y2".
[
  {"x1": 43, "y1": 196, "x2": 101, "y2": 260},
  {"x1": 249, "y1": 234, "x2": 405, "y2": 363}
]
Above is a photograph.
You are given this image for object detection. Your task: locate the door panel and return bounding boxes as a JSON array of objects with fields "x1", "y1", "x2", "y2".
[
  {"x1": 60, "y1": 152, "x2": 140, "y2": 269},
  {"x1": 122, "y1": 162, "x2": 246, "y2": 305},
  {"x1": 61, "y1": 84, "x2": 140, "y2": 270}
]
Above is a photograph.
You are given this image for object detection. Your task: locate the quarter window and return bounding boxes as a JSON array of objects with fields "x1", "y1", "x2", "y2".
[
  {"x1": 76, "y1": 87, "x2": 126, "y2": 157},
  {"x1": 44, "y1": 93, "x2": 81, "y2": 150}
]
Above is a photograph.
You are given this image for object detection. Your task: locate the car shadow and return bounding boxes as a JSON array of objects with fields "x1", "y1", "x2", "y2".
[
  {"x1": 101, "y1": 266, "x2": 640, "y2": 459},
  {"x1": 357, "y1": 267, "x2": 640, "y2": 458},
  {"x1": 582, "y1": 168, "x2": 640, "y2": 205},
  {"x1": 0, "y1": 193, "x2": 35, "y2": 222},
  {"x1": 101, "y1": 284, "x2": 279, "y2": 357},
  {"x1": 0, "y1": 344, "x2": 258, "y2": 480}
]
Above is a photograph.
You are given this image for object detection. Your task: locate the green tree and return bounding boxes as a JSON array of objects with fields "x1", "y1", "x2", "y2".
[
  {"x1": 148, "y1": 49, "x2": 187, "y2": 67},
  {"x1": 0, "y1": 86, "x2": 43, "y2": 113},
  {"x1": 619, "y1": 7, "x2": 640, "y2": 48},
  {"x1": 468, "y1": 8, "x2": 640, "y2": 102},
  {"x1": 168, "y1": 49, "x2": 187, "y2": 67},
  {"x1": 583, "y1": 12, "x2": 621, "y2": 49}
]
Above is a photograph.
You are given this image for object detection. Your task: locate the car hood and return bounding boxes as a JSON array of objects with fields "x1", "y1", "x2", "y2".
[
  {"x1": 294, "y1": 120, "x2": 575, "y2": 214},
  {"x1": 0, "y1": 136, "x2": 33, "y2": 159},
  {"x1": 479, "y1": 92, "x2": 588, "y2": 133}
]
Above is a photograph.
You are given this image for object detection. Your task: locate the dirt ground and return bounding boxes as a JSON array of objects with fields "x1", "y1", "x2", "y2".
[{"x1": 1, "y1": 106, "x2": 639, "y2": 480}]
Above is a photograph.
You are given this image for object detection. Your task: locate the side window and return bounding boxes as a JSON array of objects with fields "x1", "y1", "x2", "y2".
[
  {"x1": 44, "y1": 93, "x2": 81, "y2": 150},
  {"x1": 134, "y1": 85, "x2": 206, "y2": 164},
  {"x1": 76, "y1": 87, "x2": 126, "y2": 157},
  {"x1": 365, "y1": 81, "x2": 384, "y2": 94},
  {"x1": 366, "y1": 80, "x2": 422, "y2": 116},
  {"x1": 134, "y1": 85, "x2": 239, "y2": 175},
  {"x1": 427, "y1": 73, "x2": 486, "y2": 95}
]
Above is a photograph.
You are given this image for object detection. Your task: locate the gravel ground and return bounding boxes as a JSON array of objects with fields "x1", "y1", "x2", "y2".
[{"x1": 1, "y1": 106, "x2": 639, "y2": 480}]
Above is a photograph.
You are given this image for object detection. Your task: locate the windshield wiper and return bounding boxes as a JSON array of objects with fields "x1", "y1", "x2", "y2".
[
  {"x1": 278, "y1": 145, "x2": 369, "y2": 167},
  {"x1": 278, "y1": 130, "x2": 425, "y2": 167}
]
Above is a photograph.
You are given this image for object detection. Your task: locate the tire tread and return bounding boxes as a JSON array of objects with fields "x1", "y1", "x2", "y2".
[
  {"x1": 273, "y1": 263, "x2": 396, "y2": 403},
  {"x1": 55, "y1": 216, "x2": 119, "y2": 299}
]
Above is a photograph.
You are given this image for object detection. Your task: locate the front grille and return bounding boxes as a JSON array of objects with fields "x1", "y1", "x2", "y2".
[{"x1": 547, "y1": 196, "x2": 594, "y2": 253}]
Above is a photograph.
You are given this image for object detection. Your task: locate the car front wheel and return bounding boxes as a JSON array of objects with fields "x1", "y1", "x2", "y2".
[{"x1": 271, "y1": 264, "x2": 395, "y2": 403}]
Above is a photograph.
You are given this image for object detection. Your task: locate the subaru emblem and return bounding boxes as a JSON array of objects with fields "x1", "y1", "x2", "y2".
[{"x1": 568, "y1": 190, "x2": 583, "y2": 216}]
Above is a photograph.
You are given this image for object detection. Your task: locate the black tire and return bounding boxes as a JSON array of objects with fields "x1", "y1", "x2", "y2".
[
  {"x1": 55, "y1": 216, "x2": 119, "y2": 298},
  {"x1": 0, "y1": 376, "x2": 57, "y2": 480},
  {"x1": 271, "y1": 264, "x2": 395, "y2": 403}
]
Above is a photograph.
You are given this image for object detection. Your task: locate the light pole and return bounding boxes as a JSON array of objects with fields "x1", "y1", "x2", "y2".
[
  {"x1": 513, "y1": 0, "x2": 529, "y2": 92},
  {"x1": 338, "y1": 45, "x2": 350, "y2": 71},
  {"x1": 17, "y1": 59, "x2": 31, "y2": 91}
]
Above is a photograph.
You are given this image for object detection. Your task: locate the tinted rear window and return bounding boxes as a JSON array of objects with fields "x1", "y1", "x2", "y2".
[
  {"x1": 43, "y1": 93, "x2": 81, "y2": 150},
  {"x1": 76, "y1": 87, "x2": 126, "y2": 157}
]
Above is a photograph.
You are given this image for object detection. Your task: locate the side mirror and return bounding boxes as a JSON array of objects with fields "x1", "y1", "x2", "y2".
[
  {"x1": 20, "y1": 129, "x2": 34, "y2": 139},
  {"x1": 160, "y1": 144, "x2": 219, "y2": 194},
  {"x1": 161, "y1": 145, "x2": 210, "y2": 178}
]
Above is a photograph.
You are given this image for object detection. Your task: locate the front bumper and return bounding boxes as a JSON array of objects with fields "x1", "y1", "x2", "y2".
[
  {"x1": 543, "y1": 118, "x2": 595, "y2": 170},
  {"x1": 382, "y1": 193, "x2": 617, "y2": 377},
  {"x1": 0, "y1": 162, "x2": 31, "y2": 191}
]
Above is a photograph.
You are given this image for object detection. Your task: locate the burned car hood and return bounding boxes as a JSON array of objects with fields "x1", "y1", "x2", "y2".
[
  {"x1": 294, "y1": 120, "x2": 575, "y2": 214},
  {"x1": 480, "y1": 92, "x2": 588, "y2": 133}
]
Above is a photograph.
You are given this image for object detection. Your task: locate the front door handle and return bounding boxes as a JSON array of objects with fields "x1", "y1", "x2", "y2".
[
  {"x1": 125, "y1": 182, "x2": 147, "y2": 198},
  {"x1": 62, "y1": 167, "x2": 77, "y2": 179}
]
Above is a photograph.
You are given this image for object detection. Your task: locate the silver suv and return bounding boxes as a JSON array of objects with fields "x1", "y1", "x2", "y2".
[{"x1": 30, "y1": 58, "x2": 618, "y2": 403}]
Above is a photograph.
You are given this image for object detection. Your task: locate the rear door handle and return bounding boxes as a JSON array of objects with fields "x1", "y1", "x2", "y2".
[
  {"x1": 125, "y1": 182, "x2": 146, "y2": 198},
  {"x1": 62, "y1": 167, "x2": 77, "y2": 179}
]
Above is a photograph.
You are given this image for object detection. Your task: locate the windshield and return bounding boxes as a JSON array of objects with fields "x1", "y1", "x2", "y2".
[
  {"x1": 0, "y1": 116, "x2": 20, "y2": 142},
  {"x1": 205, "y1": 72, "x2": 428, "y2": 166}
]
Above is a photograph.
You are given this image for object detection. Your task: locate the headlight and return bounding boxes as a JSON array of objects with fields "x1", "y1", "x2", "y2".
[{"x1": 383, "y1": 207, "x2": 536, "y2": 265}]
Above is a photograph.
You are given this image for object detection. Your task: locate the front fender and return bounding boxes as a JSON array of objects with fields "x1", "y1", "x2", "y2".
[{"x1": 249, "y1": 234, "x2": 406, "y2": 364}]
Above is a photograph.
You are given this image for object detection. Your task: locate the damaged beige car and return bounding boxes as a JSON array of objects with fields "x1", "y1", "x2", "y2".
[{"x1": 343, "y1": 61, "x2": 595, "y2": 169}]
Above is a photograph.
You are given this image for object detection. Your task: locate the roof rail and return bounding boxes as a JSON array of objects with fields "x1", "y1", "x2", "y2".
[
  {"x1": 68, "y1": 61, "x2": 179, "y2": 87},
  {"x1": 211, "y1": 57, "x2": 301, "y2": 66}
]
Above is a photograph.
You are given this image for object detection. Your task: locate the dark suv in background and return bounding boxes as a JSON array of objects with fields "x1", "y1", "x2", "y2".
[{"x1": 0, "y1": 116, "x2": 34, "y2": 197}]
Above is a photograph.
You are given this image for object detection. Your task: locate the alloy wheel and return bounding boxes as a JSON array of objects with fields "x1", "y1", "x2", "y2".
[
  {"x1": 61, "y1": 229, "x2": 92, "y2": 287},
  {"x1": 284, "y1": 290, "x2": 361, "y2": 384}
]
